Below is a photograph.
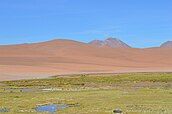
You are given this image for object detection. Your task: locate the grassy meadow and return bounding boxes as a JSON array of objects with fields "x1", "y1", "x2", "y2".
[{"x1": 0, "y1": 73, "x2": 172, "y2": 114}]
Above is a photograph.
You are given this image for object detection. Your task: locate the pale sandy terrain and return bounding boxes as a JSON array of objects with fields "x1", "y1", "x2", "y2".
[{"x1": 0, "y1": 39, "x2": 172, "y2": 81}]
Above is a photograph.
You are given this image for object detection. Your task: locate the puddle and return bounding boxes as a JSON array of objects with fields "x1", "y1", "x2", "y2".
[
  {"x1": 42, "y1": 88, "x2": 63, "y2": 91},
  {"x1": 20, "y1": 88, "x2": 37, "y2": 92},
  {"x1": 35, "y1": 104, "x2": 68, "y2": 113},
  {"x1": 5, "y1": 88, "x2": 39, "y2": 93},
  {"x1": 4, "y1": 87, "x2": 65, "y2": 93},
  {"x1": 0, "y1": 108, "x2": 9, "y2": 112}
]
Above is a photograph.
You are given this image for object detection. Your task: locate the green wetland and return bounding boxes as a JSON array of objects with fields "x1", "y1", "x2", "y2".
[{"x1": 0, "y1": 73, "x2": 172, "y2": 114}]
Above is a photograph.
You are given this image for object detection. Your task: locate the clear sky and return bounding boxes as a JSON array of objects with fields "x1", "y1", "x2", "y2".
[{"x1": 0, "y1": 0, "x2": 172, "y2": 48}]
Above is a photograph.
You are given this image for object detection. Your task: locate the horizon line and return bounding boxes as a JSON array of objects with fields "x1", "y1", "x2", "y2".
[{"x1": 0, "y1": 37, "x2": 171, "y2": 49}]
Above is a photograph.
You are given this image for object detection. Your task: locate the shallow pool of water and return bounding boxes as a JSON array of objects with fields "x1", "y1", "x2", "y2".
[
  {"x1": 35, "y1": 104, "x2": 68, "y2": 113},
  {"x1": 5, "y1": 88, "x2": 39, "y2": 93},
  {"x1": 0, "y1": 108, "x2": 9, "y2": 112}
]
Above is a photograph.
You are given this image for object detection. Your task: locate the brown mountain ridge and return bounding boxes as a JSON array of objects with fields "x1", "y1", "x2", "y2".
[
  {"x1": 89, "y1": 38, "x2": 131, "y2": 48},
  {"x1": 0, "y1": 38, "x2": 172, "y2": 81},
  {"x1": 160, "y1": 41, "x2": 172, "y2": 48}
]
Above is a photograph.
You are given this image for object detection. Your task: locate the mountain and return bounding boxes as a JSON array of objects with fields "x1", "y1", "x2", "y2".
[
  {"x1": 160, "y1": 41, "x2": 172, "y2": 48},
  {"x1": 89, "y1": 38, "x2": 131, "y2": 48},
  {"x1": 0, "y1": 38, "x2": 172, "y2": 81}
]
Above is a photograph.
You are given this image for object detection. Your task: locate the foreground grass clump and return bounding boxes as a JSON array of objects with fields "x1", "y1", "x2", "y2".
[{"x1": 0, "y1": 73, "x2": 172, "y2": 114}]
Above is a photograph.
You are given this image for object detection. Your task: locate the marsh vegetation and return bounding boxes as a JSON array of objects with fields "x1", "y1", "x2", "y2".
[{"x1": 0, "y1": 73, "x2": 172, "y2": 114}]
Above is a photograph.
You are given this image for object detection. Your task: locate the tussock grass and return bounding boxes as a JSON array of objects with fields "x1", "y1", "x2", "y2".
[
  {"x1": 3, "y1": 73, "x2": 172, "y2": 87},
  {"x1": 0, "y1": 73, "x2": 172, "y2": 114}
]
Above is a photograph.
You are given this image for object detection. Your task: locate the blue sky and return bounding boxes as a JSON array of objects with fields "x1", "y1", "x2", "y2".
[{"x1": 0, "y1": 0, "x2": 172, "y2": 48}]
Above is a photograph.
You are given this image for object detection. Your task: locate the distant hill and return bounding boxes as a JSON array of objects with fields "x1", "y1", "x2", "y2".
[
  {"x1": 160, "y1": 41, "x2": 172, "y2": 48},
  {"x1": 89, "y1": 38, "x2": 131, "y2": 48},
  {"x1": 0, "y1": 38, "x2": 172, "y2": 81}
]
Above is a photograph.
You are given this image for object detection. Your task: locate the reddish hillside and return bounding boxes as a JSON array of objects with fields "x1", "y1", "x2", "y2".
[{"x1": 0, "y1": 38, "x2": 172, "y2": 81}]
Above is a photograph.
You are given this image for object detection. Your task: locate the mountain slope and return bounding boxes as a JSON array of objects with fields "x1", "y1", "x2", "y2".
[
  {"x1": 0, "y1": 38, "x2": 172, "y2": 81},
  {"x1": 160, "y1": 41, "x2": 172, "y2": 48},
  {"x1": 89, "y1": 38, "x2": 131, "y2": 48}
]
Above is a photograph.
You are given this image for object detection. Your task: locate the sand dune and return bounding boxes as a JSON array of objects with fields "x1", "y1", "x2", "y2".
[{"x1": 0, "y1": 38, "x2": 172, "y2": 81}]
